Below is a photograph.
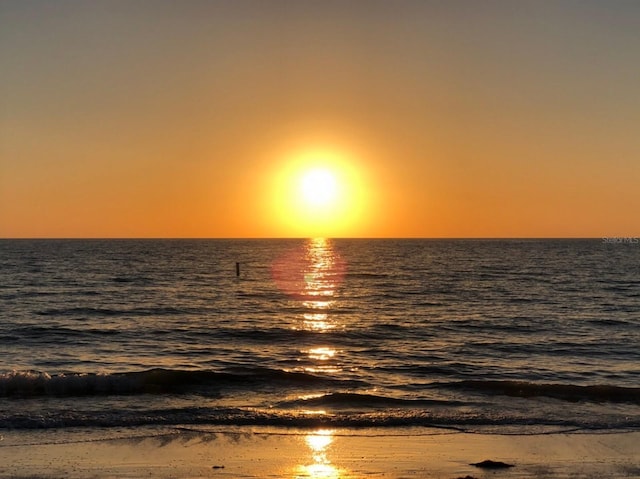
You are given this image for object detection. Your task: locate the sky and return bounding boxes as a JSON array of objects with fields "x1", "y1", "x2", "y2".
[{"x1": 1, "y1": 0, "x2": 639, "y2": 238}]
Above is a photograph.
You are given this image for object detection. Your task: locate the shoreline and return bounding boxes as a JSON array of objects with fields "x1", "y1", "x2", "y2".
[{"x1": 2, "y1": 426, "x2": 639, "y2": 478}]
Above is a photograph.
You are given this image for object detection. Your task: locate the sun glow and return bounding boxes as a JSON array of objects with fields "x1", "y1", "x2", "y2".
[{"x1": 268, "y1": 148, "x2": 370, "y2": 237}]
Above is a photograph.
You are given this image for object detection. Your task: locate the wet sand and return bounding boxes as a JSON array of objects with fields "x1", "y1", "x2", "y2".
[{"x1": 1, "y1": 427, "x2": 639, "y2": 478}]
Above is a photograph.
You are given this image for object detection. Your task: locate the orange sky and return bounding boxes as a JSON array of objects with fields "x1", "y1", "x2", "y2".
[{"x1": 1, "y1": 1, "x2": 639, "y2": 238}]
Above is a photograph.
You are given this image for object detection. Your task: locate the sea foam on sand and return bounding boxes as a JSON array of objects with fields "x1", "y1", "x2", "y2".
[{"x1": 1, "y1": 427, "x2": 639, "y2": 478}]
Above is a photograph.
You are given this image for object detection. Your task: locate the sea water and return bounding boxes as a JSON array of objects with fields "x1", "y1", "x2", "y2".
[{"x1": 1, "y1": 239, "x2": 639, "y2": 433}]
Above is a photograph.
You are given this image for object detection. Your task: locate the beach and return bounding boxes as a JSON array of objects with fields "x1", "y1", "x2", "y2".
[{"x1": 2, "y1": 427, "x2": 640, "y2": 478}]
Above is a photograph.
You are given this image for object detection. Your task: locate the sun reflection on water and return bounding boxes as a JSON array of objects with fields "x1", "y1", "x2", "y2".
[
  {"x1": 302, "y1": 312, "x2": 335, "y2": 332},
  {"x1": 272, "y1": 238, "x2": 347, "y2": 405},
  {"x1": 301, "y1": 238, "x2": 343, "y2": 332},
  {"x1": 307, "y1": 347, "x2": 337, "y2": 361},
  {"x1": 272, "y1": 238, "x2": 345, "y2": 332}
]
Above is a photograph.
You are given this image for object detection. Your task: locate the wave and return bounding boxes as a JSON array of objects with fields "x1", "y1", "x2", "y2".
[
  {"x1": 2, "y1": 403, "x2": 639, "y2": 431},
  {"x1": 4, "y1": 372, "x2": 637, "y2": 405},
  {"x1": 111, "y1": 275, "x2": 153, "y2": 284},
  {"x1": 36, "y1": 306, "x2": 193, "y2": 317},
  {"x1": 447, "y1": 380, "x2": 640, "y2": 404},
  {"x1": 0, "y1": 368, "x2": 360, "y2": 398},
  {"x1": 2, "y1": 371, "x2": 639, "y2": 431},
  {"x1": 276, "y1": 392, "x2": 455, "y2": 409}
]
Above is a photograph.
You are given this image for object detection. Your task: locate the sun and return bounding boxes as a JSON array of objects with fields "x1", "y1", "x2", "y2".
[
  {"x1": 300, "y1": 168, "x2": 338, "y2": 207},
  {"x1": 268, "y1": 147, "x2": 371, "y2": 237},
  {"x1": 294, "y1": 165, "x2": 343, "y2": 218}
]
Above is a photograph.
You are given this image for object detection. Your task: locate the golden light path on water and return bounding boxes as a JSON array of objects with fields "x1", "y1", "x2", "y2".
[
  {"x1": 271, "y1": 237, "x2": 345, "y2": 377},
  {"x1": 294, "y1": 243, "x2": 347, "y2": 477},
  {"x1": 301, "y1": 237, "x2": 341, "y2": 333},
  {"x1": 274, "y1": 240, "x2": 350, "y2": 478},
  {"x1": 299, "y1": 238, "x2": 343, "y2": 375}
]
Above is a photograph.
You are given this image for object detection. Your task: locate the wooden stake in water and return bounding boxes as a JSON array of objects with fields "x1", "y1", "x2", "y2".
[{"x1": 236, "y1": 262, "x2": 240, "y2": 277}]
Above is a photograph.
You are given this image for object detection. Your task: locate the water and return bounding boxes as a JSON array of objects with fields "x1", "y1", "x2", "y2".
[{"x1": 1, "y1": 238, "x2": 639, "y2": 433}]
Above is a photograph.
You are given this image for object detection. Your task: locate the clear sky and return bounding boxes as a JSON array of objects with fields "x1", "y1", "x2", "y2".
[{"x1": 1, "y1": 0, "x2": 639, "y2": 238}]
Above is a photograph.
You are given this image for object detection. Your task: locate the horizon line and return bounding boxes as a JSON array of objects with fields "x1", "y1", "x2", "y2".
[{"x1": 1, "y1": 236, "x2": 634, "y2": 241}]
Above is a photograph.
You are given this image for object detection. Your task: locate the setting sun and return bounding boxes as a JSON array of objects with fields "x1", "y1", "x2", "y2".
[
  {"x1": 300, "y1": 168, "x2": 338, "y2": 207},
  {"x1": 267, "y1": 147, "x2": 371, "y2": 237}
]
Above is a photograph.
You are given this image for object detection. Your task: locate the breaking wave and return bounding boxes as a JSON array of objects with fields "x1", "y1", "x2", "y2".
[
  {"x1": 0, "y1": 367, "x2": 359, "y2": 398},
  {"x1": 447, "y1": 380, "x2": 640, "y2": 404}
]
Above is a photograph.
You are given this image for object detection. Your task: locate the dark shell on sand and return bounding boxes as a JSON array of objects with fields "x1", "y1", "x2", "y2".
[{"x1": 470, "y1": 459, "x2": 514, "y2": 469}]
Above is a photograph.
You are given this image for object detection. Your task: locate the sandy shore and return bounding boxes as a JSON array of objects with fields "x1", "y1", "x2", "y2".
[{"x1": 1, "y1": 426, "x2": 639, "y2": 478}]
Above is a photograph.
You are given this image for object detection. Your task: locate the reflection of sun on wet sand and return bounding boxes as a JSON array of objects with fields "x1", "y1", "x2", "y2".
[{"x1": 295, "y1": 430, "x2": 341, "y2": 479}]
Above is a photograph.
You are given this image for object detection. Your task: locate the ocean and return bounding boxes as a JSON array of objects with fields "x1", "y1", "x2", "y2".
[{"x1": 1, "y1": 238, "x2": 639, "y2": 434}]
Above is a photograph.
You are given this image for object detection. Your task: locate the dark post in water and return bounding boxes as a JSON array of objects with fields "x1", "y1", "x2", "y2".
[{"x1": 236, "y1": 262, "x2": 240, "y2": 277}]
